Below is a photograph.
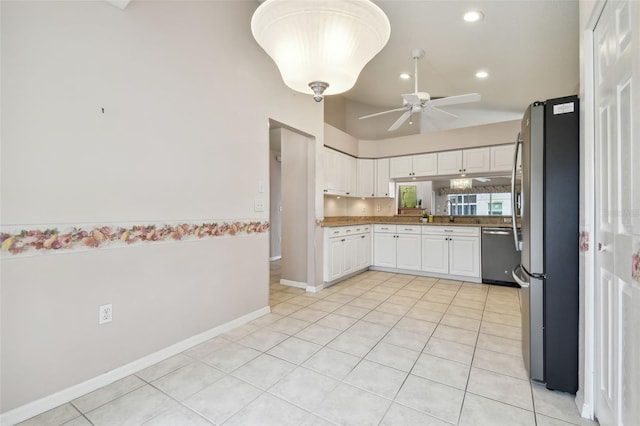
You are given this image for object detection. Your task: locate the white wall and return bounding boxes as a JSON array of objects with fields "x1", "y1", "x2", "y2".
[
  {"x1": 0, "y1": 0, "x2": 323, "y2": 415},
  {"x1": 269, "y1": 147, "x2": 282, "y2": 259}
]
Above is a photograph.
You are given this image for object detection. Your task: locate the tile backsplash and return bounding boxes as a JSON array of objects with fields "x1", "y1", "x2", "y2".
[{"x1": 323, "y1": 196, "x2": 396, "y2": 217}]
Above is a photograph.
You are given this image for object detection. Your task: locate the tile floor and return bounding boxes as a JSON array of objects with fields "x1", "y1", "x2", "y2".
[{"x1": 19, "y1": 261, "x2": 597, "y2": 426}]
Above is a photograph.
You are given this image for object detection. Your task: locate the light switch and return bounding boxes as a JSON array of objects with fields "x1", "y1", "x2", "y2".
[{"x1": 254, "y1": 199, "x2": 265, "y2": 212}]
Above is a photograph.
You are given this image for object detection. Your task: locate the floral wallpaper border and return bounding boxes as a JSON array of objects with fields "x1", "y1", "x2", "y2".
[
  {"x1": 633, "y1": 247, "x2": 640, "y2": 283},
  {"x1": 0, "y1": 221, "x2": 269, "y2": 256}
]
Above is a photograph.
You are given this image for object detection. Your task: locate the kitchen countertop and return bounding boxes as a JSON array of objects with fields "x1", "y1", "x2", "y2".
[{"x1": 321, "y1": 216, "x2": 519, "y2": 228}]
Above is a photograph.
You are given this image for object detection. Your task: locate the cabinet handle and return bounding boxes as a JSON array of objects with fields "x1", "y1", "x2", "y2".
[
  {"x1": 341, "y1": 238, "x2": 345, "y2": 242},
  {"x1": 361, "y1": 235, "x2": 365, "y2": 239},
  {"x1": 444, "y1": 230, "x2": 453, "y2": 233}
]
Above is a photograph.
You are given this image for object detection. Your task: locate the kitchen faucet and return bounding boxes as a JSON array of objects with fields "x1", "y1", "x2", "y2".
[{"x1": 446, "y1": 199, "x2": 455, "y2": 222}]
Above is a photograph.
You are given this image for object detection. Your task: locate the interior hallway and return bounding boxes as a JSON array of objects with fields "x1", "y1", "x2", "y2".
[{"x1": 18, "y1": 261, "x2": 595, "y2": 425}]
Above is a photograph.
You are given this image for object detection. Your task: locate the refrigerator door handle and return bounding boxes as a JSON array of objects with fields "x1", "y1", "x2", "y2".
[
  {"x1": 511, "y1": 134, "x2": 523, "y2": 251},
  {"x1": 512, "y1": 264, "x2": 530, "y2": 288}
]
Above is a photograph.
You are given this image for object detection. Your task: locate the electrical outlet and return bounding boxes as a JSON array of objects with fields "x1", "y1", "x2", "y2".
[{"x1": 99, "y1": 304, "x2": 113, "y2": 324}]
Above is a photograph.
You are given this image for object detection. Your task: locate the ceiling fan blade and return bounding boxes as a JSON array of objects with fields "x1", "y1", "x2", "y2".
[
  {"x1": 359, "y1": 107, "x2": 407, "y2": 120},
  {"x1": 388, "y1": 110, "x2": 412, "y2": 131},
  {"x1": 428, "y1": 106, "x2": 458, "y2": 119},
  {"x1": 428, "y1": 93, "x2": 480, "y2": 107}
]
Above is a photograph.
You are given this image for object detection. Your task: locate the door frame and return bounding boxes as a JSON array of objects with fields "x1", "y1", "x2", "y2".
[{"x1": 579, "y1": 0, "x2": 607, "y2": 420}]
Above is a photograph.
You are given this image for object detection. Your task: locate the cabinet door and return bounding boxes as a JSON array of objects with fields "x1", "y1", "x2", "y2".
[
  {"x1": 373, "y1": 233, "x2": 396, "y2": 268},
  {"x1": 421, "y1": 235, "x2": 449, "y2": 274},
  {"x1": 343, "y1": 236, "x2": 357, "y2": 275},
  {"x1": 344, "y1": 155, "x2": 357, "y2": 195},
  {"x1": 389, "y1": 156, "x2": 413, "y2": 178},
  {"x1": 328, "y1": 238, "x2": 345, "y2": 281},
  {"x1": 463, "y1": 147, "x2": 491, "y2": 174},
  {"x1": 375, "y1": 158, "x2": 393, "y2": 197},
  {"x1": 490, "y1": 144, "x2": 515, "y2": 172},
  {"x1": 448, "y1": 236, "x2": 480, "y2": 278},
  {"x1": 437, "y1": 151, "x2": 463, "y2": 175},
  {"x1": 356, "y1": 233, "x2": 371, "y2": 270},
  {"x1": 323, "y1": 148, "x2": 338, "y2": 192},
  {"x1": 412, "y1": 153, "x2": 438, "y2": 177},
  {"x1": 357, "y1": 159, "x2": 375, "y2": 197},
  {"x1": 396, "y1": 234, "x2": 421, "y2": 271}
]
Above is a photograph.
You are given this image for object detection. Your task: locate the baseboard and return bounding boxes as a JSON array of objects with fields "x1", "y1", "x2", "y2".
[
  {"x1": 269, "y1": 256, "x2": 282, "y2": 261},
  {"x1": 574, "y1": 390, "x2": 594, "y2": 420},
  {"x1": 0, "y1": 306, "x2": 271, "y2": 426},
  {"x1": 368, "y1": 266, "x2": 482, "y2": 283},
  {"x1": 280, "y1": 279, "x2": 307, "y2": 289},
  {"x1": 306, "y1": 284, "x2": 324, "y2": 293}
]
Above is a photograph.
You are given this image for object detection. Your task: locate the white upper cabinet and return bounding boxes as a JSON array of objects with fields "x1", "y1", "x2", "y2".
[
  {"x1": 389, "y1": 156, "x2": 413, "y2": 178},
  {"x1": 389, "y1": 153, "x2": 437, "y2": 178},
  {"x1": 438, "y1": 148, "x2": 491, "y2": 175},
  {"x1": 412, "y1": 153, "x2": 438, "y2": 177},
  {"x1": 375, "y1": 158, "x2": 393, "y2": 198},
  {"x1": 490, "y1": 143, "x2": 520, "y2": 172},
  {"x1": 437, "y1": 150, "x2": 463, "y2": 175},
  {"x1": 356, "y1": 159, "x2": 375, "y2": 197},
  {"x1": 343, "y1": 155, "x2": 357, "y2": 195},
  {"x1": 462, "y1": 147, "x2": 491, "y2": 174},
  {"x1": 323, "y1": 147, "x2": 356, "y2": 195}
]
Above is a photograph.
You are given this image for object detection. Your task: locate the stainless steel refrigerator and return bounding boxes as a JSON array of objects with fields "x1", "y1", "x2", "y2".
[{"x1": 511, "y1": 95, "x2": 579, "y2": 394}]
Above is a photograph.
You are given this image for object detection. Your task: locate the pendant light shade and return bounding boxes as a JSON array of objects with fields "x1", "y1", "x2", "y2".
[
  {"x1": 450, "y1": 178, "x2": 473, "y2": 190},
  {"x1": 251, "y1": 0, "x2": 390, "y2": 101}
]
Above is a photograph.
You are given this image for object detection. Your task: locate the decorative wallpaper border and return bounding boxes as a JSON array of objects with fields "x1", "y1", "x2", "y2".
[{"x1": 0, "y1": 221, "x2": 269, "y2": 257}]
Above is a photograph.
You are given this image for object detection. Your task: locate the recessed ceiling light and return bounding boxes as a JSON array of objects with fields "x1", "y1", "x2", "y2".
[
  {"x1": 399, "y1": 72, "x2": 411, "y2": 80},
  {"x1": 475, "y1": 70, "x2": 489, "y2": 79},
  {"x1": 463, "y1": 10, "x2": 484, "y2": 22}
]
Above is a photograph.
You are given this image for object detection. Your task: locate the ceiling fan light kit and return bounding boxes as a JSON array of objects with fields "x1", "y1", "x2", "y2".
[
  {"x1": 251, "y1": 0, "x2": 390, "y2": 102},
  {"x1": 359, "y1": 48, "x2": 481, "y2": 131}
]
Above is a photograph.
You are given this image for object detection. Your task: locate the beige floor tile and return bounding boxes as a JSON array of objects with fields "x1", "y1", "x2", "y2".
[
  {"x1": 314, "y1": 383, "x2": 392, "y2": 426},
  {"x1": 420, "y1": 293, "x2": 454, "y2": 304},
  {"x1": 480, "y1": 321, "x2": 522, "y2": 340},
  {"x1": 440, "y1": 313, "x2": 481, "y2": 331},
  {"x1": 222, "y1": 323, "x2": 261, "y2": 341},
  {"x1": 347, "y1": 320, "x2": 391, "y2": 341},
  {"x1": 424, "y1": 337, "x2": 475, "y2": 365},
  {"x1": 224, "y1": 393, "x2": 313, "y2": 426},
  {"x1": 327, "y1": 331, "x2": 378, "y2": 357},
  {"x1": 269, "y1": 367, "x2": 340, "y2": 411},
  {"x1": 136, "y1": 355, "x2": 193, "y2": 383},
  {"x1": 237, "y1": 328, "x2": 289, "y2": 352},
  {"x1": 85, "y1": 385, "x2": 177, "y2": 426},
  {"x1": 72, "y1": 376, "x2": 145, "y2": 413},
  {"x1": 183, "y1": 376, "x2": 261, "y2": 425},
  {"x1": 459, "y1": 393, "x2": 535, "y2": 426},
  {"x1": 315, "y1": 313, "x2": 359, "y2": 331},
  {"x1": 414, "y1": 300, "x2": 449, "y2": 313},
  {"x1": 288, "y1": 307, "x2": 329, "y2": 323},
  {"x1": 270, "y1": 302, "x2": 303, "y2": 316},
  {"x1": 302, "y1": 347, "x2": 361, "y2": 380},
  {"x1": 333, "y1": 303, "x2": 370, "y2": 319},
  {"x1": 446, "y1": 305, "x2": 484, "y2": 320},
  {"x1": 361, "y1": 310, "x2": 401, "y2": 327},
  {"x1": 200, "y1": 341, "x2": 261, "y2": 372},
  {"x1": 467, "y1": 367, "x2": 533, "y2": 410},
  {"x1": 322, "y1": 292, "x2": 355, "y2": 304},
  {"x1": 451, "y1": 297, "x2": 486, "y2": 310},
  {"x1": 483, "y1": 310, "x2": 521, "y2": 327},
  {"x1": 286, "y1": 295, "x2": 319, "y2": 307},
  {"x1": 395, "y1": 374, "x2": 465, "y2": 424},
  {"x1": 143, "y1": 405, "x2": 213, "y2": 426},
  {"x1": 250, "y1": 313, "x2": 284, "y2": 327},
  {"x1": 406, "y1": 307, "x2": 445, "y2": 323},
  {"x1": 380, "y1": 403, "x2": 452, "y2": 426},
  {"x1": 349, "y1": 297, "x2": 383, "y2": 309},
  {"x1": 152, "y1": 361, "x2": 225, "y2": 401},
  {"x1": 411, "y1": 353, "x2": 470, "y2": 390},
  {"x1": 432, "y1": 324, "x2": 479, "y2": 346},
  {"x1": 386, "y1": 294, "x2": 418, "y2": 306},
  {"x1": 472, "y1": 348, "x2": 528, "y2": 380},
  {"x1": 375, "y1": 302, "x2": 412, "y2": 316},
  {"x1": 365, "y1": 341, "x2": 420, "y2": 372},
  {"x1": 476, "y1": 332, "x2": 522, "y2": 357},
  {"x1": 231, "y1": 354, "x2": 295, "y2": 390},
  {"x1": 383, "y1": 327, "x2": 432, "y2": 352},
  {"x1": 17, "y1": 404, "x2": 81, "y2": 426},
  {"x1": 345, "y1": 359, "x2": 408, "y2": 399},
  {"x1": 531, "y1": 383, "x2": 590, "y2": 425},
  {"x1": 267, "y1": 336, "x2": 322, "y2": 364},
  {"x1": 395, "y1": 317, "x2": 438, "y2": 334},
  {"x1": 267, "y1": 316, "x2": 311, "y2": 335},
  {"x1": 294, "y1": 323, "x2": 342, "y2": 346},
  {"x1": 308, "y1": 299, "x2": 344, "y2": 313}
]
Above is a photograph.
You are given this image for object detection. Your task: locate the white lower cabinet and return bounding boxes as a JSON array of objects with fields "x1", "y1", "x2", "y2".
[
  {"x1": 373, "y1": 225, "x2": 421, "y2": 271},
  {"x1": 324, "y1": 225, "x2": 371, "y2": 283},
  {"x1": 421, "y1": 226, "x2": 481, "y2": 279}
]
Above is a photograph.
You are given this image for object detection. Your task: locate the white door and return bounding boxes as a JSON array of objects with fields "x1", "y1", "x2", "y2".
[
  {"x1": 396, "y1": 234, "x2": 421, "y2": 271},
  {"x1": 448, "y1": 236, "x2": 480, "y2": 278},
  {"x1": 374, "y1": 233, "x2": 397, "y2": 268},
  {"x1": 421, "y1": 234, "x2": 449, "y2": 274},
  {"x1": 594, "y1": 1, "x2": 639, "y2": 425}
]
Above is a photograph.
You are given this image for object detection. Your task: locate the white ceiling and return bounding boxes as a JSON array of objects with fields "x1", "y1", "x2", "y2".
[{"x1": 338, "y1": 0, "x2": 580, "y2": 136}]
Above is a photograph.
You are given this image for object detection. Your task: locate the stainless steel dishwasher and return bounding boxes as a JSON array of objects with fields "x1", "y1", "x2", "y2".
[{"x1": 481, "y1": 227, "x2": 521, "y2": 286}]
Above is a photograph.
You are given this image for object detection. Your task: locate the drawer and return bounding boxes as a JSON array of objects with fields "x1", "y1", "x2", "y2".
[
  {"x1": 374, "y1": 224, "x2": 397, "y2": 233},
  {"x1": 421, "y1": 226, "x2": 480, "y2": 236},
  {"x1": 396, "y1": 225, "x2": 422, "y2": 234}
]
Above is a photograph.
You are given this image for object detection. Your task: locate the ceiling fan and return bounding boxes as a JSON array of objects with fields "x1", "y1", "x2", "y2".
[{"x1": 359, "y1": 48, "x2": 481, "y2": 131}]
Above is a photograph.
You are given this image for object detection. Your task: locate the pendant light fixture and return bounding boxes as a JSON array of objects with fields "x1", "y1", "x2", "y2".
[
  {"x1": 450, "y1": 178, "x2": 473, "y2": 190},
  {"x1": 251, "y1": 0, "x2": 390, "y2": 102}
]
